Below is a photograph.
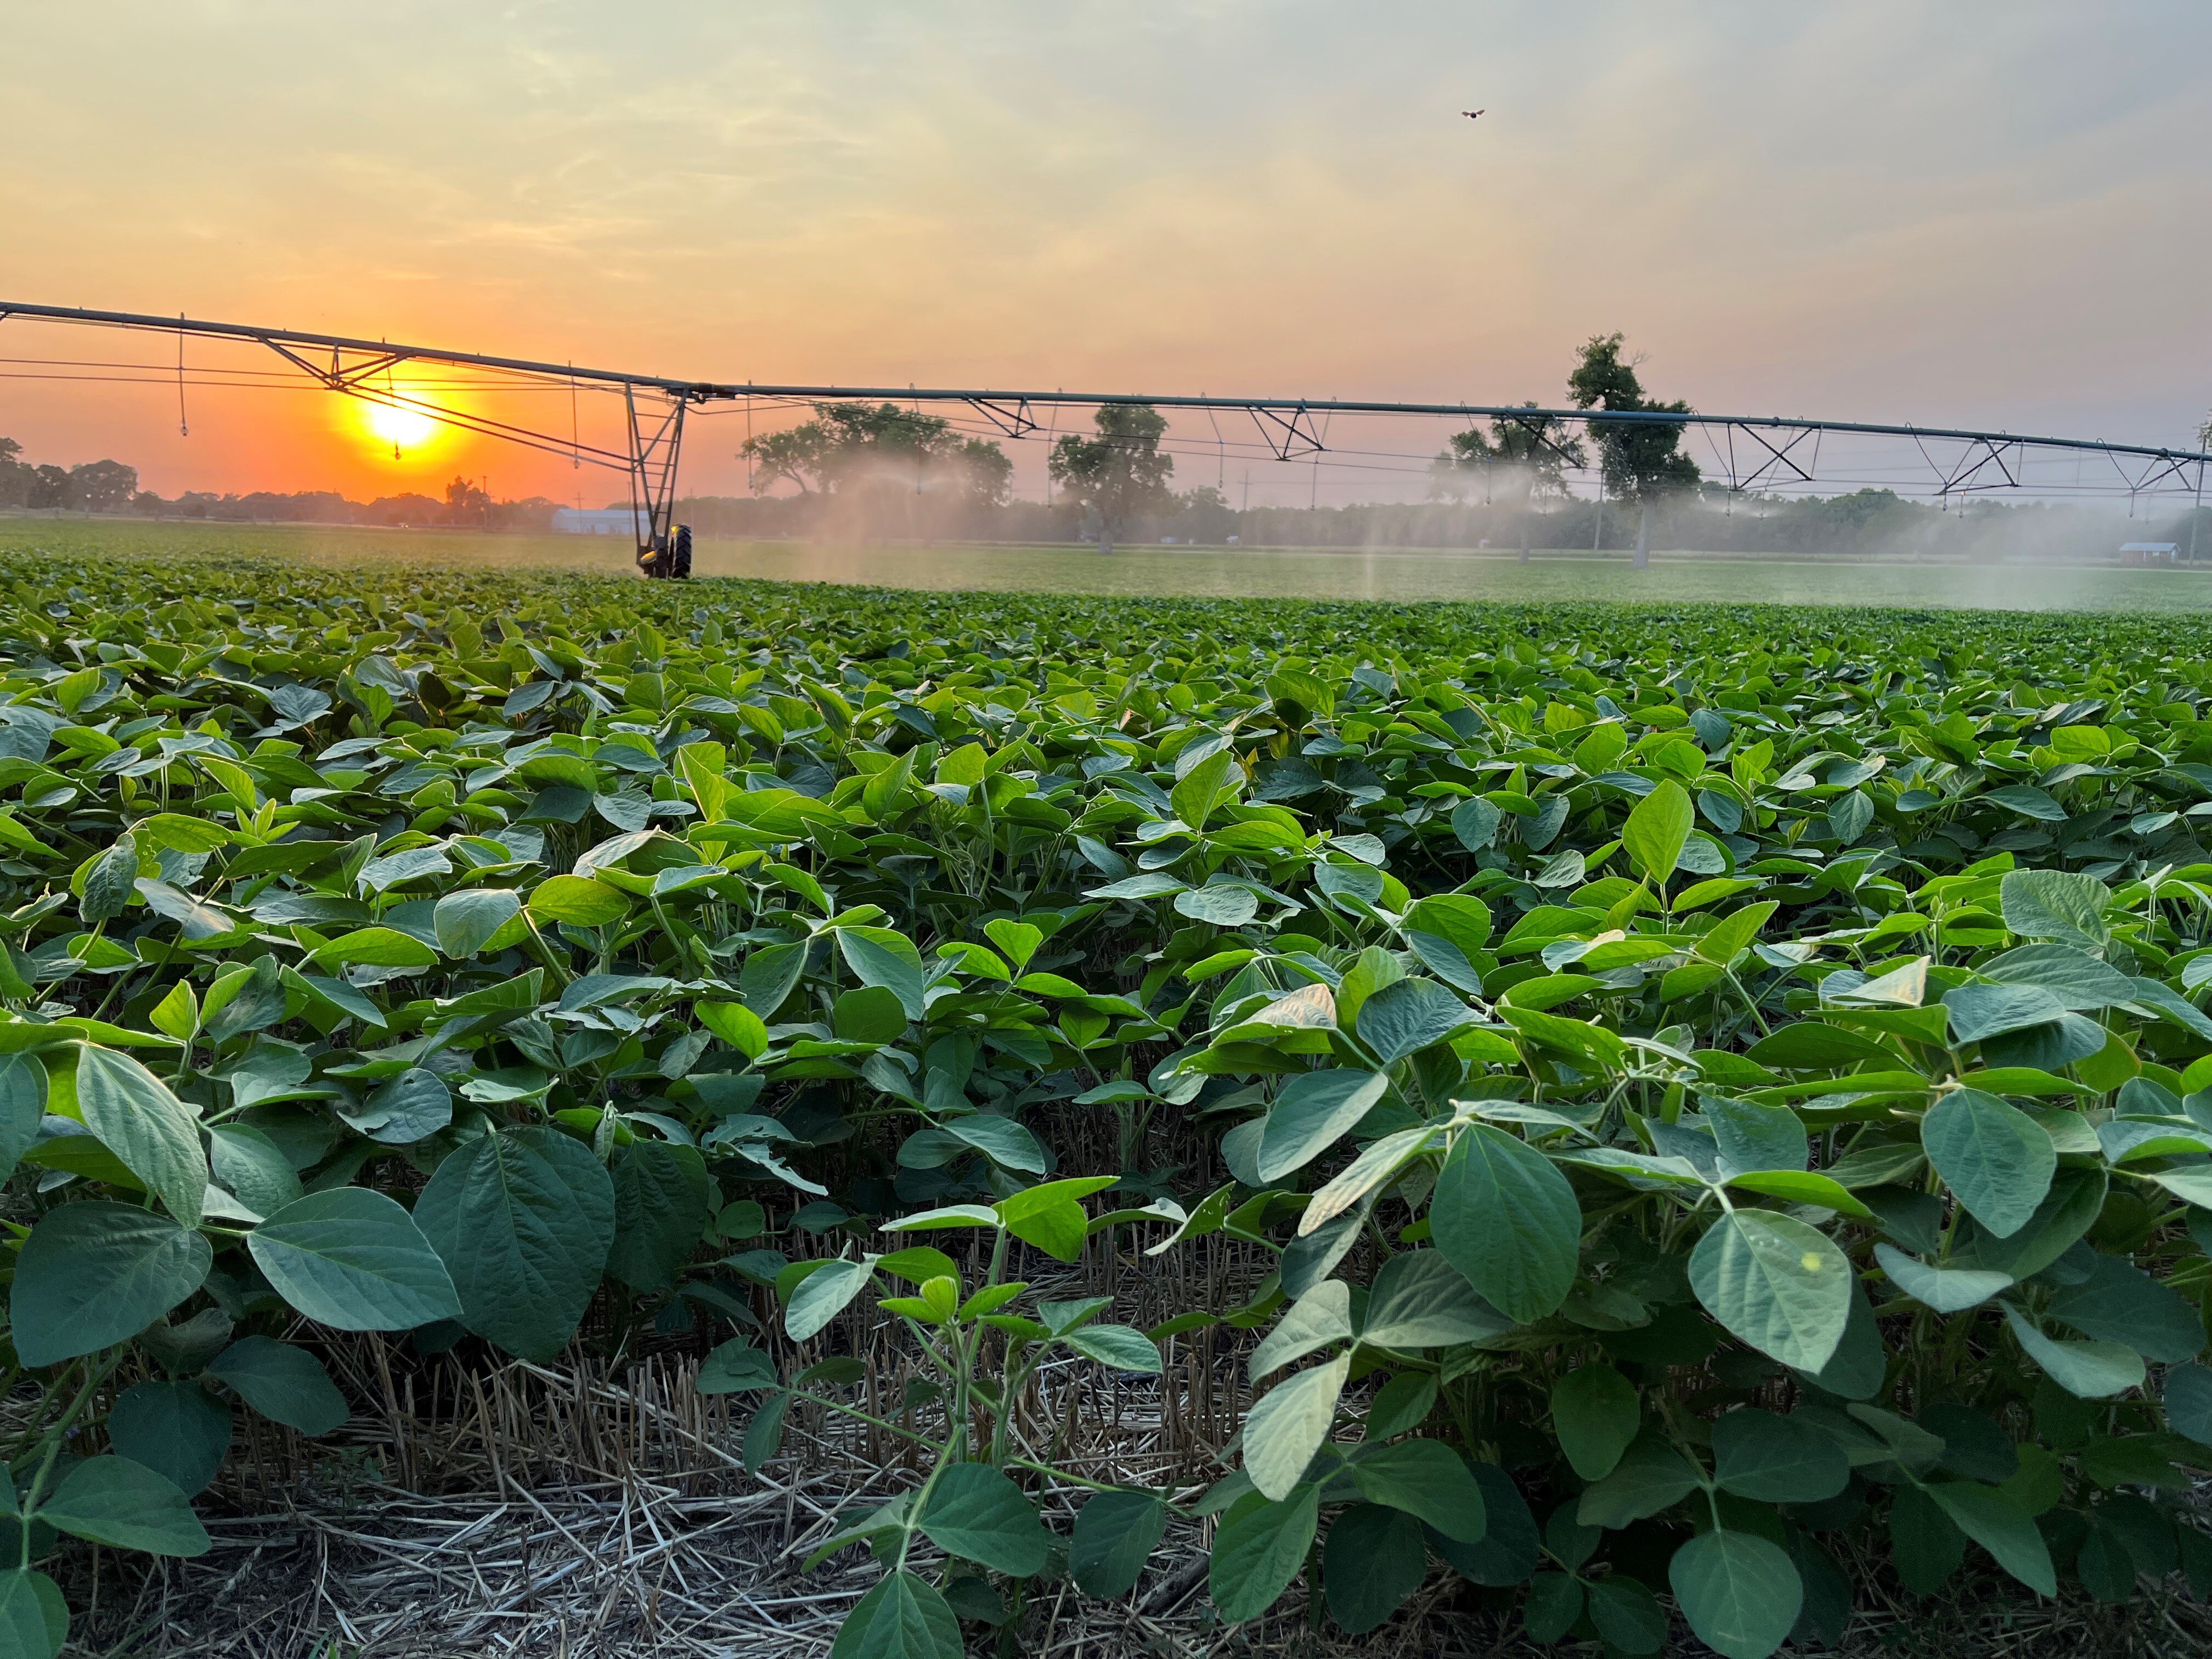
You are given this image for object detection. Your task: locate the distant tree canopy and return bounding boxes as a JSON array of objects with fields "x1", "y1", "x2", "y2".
[
  {"x1": 1567, "y1": 331, "x2": 1700, "y2": 506},
  {"x1": 1047, "y1": 403, "x2": 1175, "y2": 552},
  {"x1": 740, "y1": 402, "x2": 1013, "y2": 507},
  {"x1": 0, "y1": 443, "x2": 138, "y2": 512},
  {"x1": 1430, "y1": 403, "x2": 1587, "y2": 504}
]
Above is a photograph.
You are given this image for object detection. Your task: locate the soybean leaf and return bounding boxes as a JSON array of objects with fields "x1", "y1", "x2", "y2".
[
  {"x1": 1669, "y1": 1530, "x2": 1803, "y2": 1659},
  {"x1": 1071, "y1": 1490, "x2": 1167, "y2": 1597},
  {"x1": 248, "y1": 1187, "x2": 462, "y2": 1331},
  {"x1": 1432, "y1": 1124, "x2": 1580, "y2": 1323},
  {"x1": 0, "y1": 1567, "x2": 64, "y2": 1659},
  {"x1": 1210, "y1": 1487, "x2": 1321, "y2": 1624},
  {"x1": 10, "y1": 1201, "x2": 211, "y2": 1367},
  {"x1": 1348, "y1": 1439, "x2": 1487, "y2": 1541},
  {"x1": 74, "y1": 1043, "x2": 206, "y2": 1226},
  {"x1": 1624, "y1": 780, "x2": 1692, "y2": 884},
  {"x1": 1354, "y1": 978, "x2": 1474, "y2": 1064},
  {"x1": 786, "y1": 1259, "x2": 876, "y2": 1342},
  {"x1": 1924, "y1": 1481, "x2": 2056, "y2": 1598},
  {"x1": 41, "y1": 1457, "x2": 209, "y2": 1557},
  {"x1": 1578, "y1": 1432, "x2": 1705, "y2": 1529},
  {"x1": 0, "y1": 1052, "x2": 44, "y2": 1182},
  {"x1": 918, "y1": 1463, "x2": 1049, "y2": 1577},
  {"x1": 1243, "y1": 1355, "x2": 1350, "y2": 1501},
  {"x1": 1551, "y1": 1364, "x2": 1640, "y2": 1481},
  {"x1": 1360, "y1": 1250, "x2": 1511, "y2": 1349},
  {"x1": 1256, "y1": 1069, "x2": 1389, "y2": 1183},
  {"x1": 606, "y1": 1140, "x2": 713, "y2": 1293},
  {"x1": 1711, "y1": 1408, "x2": 1848, "y2": 1503},
  {"x1": 413, "y1": 1127, "x2": 617, "y2": 1361},
  {"x1": 828, "y1": 1570, "x2": 960, "y2": 1659},
  {"x1": 2002, "y1": 1307, "x2": 2146, "y2": 1399},
  {"x1": 432, "y1": 888, "x2": 521, "y2": 958},
  {"x1": 1689, "y1": 1210, "x2": 1852, "y2": 1373},
  {"x1": 1322, "y1": 1503, "x2": 1427, "y2": 1635},
  {"x1": 1873, "y1": 1243, "x2": 2012, "y2": 1314},
  {"x1": 205, "y1": 1336, "x2": 350, "y2": 1436},
  {"x1": 1921, "y1": 1088, "x2": 2055, "y2": 1238},
  {"x1": 104, "y1": 1381, "x2": 232, "y2": 1497}
]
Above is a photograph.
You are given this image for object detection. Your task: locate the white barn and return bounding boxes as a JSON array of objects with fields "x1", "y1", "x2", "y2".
[{"x1": 551, "y1": 507, "x2": 644, "y2": 537}]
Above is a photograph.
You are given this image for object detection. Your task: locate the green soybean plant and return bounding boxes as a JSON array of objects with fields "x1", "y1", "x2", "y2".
[{"x1": 696, "y1": 1177, "x2": 1193, "y2": 1657}]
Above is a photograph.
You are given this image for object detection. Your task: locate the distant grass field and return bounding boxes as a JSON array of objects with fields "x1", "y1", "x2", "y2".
[{"x1": 4, "y1": 513, "x2": 2208, "y2": 612}]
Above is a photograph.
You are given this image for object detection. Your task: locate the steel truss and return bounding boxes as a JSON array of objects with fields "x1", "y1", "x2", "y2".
[{"x1": 4, "y1": 301, "x2": 2208, "y2": 571}]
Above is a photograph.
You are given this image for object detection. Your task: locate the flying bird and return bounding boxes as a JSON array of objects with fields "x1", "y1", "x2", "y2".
[{"x1": 1462, "y1": 109, "x2": 1485, "y2": 120}]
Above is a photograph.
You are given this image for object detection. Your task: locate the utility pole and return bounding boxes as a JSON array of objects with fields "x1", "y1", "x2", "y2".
[
  {"x1": 1241, "y1": 471, "x2": 1250, "y2": 513},
  {"x1": 1593, "y1": 479, "x2": 1605, "y2": 551}
]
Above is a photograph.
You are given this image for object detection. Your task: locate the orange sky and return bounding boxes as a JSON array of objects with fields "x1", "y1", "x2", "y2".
[{"x1": 4, "y1": 3, "x2": 2209, "y2": 508}]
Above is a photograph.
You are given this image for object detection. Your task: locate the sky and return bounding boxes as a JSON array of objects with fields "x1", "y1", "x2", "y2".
[{"x1": 2, "y1": 1, "x2": 2208, "y2": 508}]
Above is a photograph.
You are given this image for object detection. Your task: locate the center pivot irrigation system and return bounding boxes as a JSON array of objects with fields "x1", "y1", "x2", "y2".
[{"x1": 4, "y1": 301, "x2": 2209, "y2": 577}]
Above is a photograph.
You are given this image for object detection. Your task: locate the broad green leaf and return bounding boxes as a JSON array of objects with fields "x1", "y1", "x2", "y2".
[
  {"x1": 1999, "y1": 868, "x2": 2110, "y2": 951},
  {"x1": 526, "y1": 874, "x2": 630, "y2": 927},
  {"x1": 1322, "y1": 1502, "x2": 1427, "y2": 1634},
  {"x1": 40, "y1": 1457, "x2": 209, "y2": 1557},
  {"x1": 1070, "y1": 1491, "x2": 1166, "y2": 1597},
  {"x1": 205, "y1": 1336, "x2": 350, "y2": 1436},
  {"x1": 1175, "y1": 884, "x2": 1258, "y2": 927},
  {"x1": 1249, "y1": 1280, "x2": 1353, "y2": 1380},
  {"x1": 1924, "y1": 1480, "x2": 2056, "y2": 1597},
  {"x1": 1689, "y1": 1210, "x2": 1852, "y2": 1373},
  {"x1": 697, "y1": 1339, "x2": 780, "y2": 1393},
  {"x1": 1921, "y1": 1087, "x2": 2054, "y2": 1237},
  {"x1": 10, "y1": 1201, "x2": 211, "y2": 1367},
  {"x1": 1551, "y1": 1364, "x2": 1640, "y2": 1481},
  {"x1": 2002, "y1": 1307, "x2": 2145, "y2": 1398},
  {"x1": 943, "y1": 1113, "x2": 1047, "y2": 1174},
  {"x1": 1624, "y1": 780, "x2": 1692, "y2": 884},
  {"x1": 1243, "y1": 1353, "x2": 1350, "y2": 1500},
  {"x1": 1578, "y1": 1432, "x2": 1705, "y2": 1528},
  {"x1": 606, "y1": 1141, "x2": 712, "y2": 1292},
  {"x1": 1348, "y1": 1438, "x2": 1487, "y2": 1541},
  {"x1": 1702, "y1": 1094, "x2": 1807, "y2": 1174},
  {"x1": 0, "y1": 1568, "x2": 64, "y2": 1659},
  {"x1": 1210, "y1": 1487, "x2": 1321, "y2": 1623},
  {"x1": 1711, "y1": 1407, "x2": 1848, "y2": 1503},
  {"x1": 413, "y1": 1127, "x2": 617, "y2": 1361},
  {"x1": 1432, "y1": 1124, "x2": 1581, "y2": 1323},
  {"x1": 786, "y1": 1259, "x2": 876, "y2": 1342},
  {"x1": 73, "y1": 1043, "x2": 206, "y2": 1226},
  {"x1": 1062, "y1": 1324, "x2": 1162, "y2": 1373},
  {"x1": 2047, "y1": 1251, "x2": 2207, "y2": 1364},
  {"x1": 432, "y1": 888, "x2": 521, "y2": 957},
  {"x1": 207, "y1": 1124, "x2": 304, "y2": 1218},
  {"x1": 1873, "y1": 1243, "x2": 2012, "y2": 1313},
  {"x1": 1359, "y1": 1249, "x2": 1511, "y2": 1348},
  {"x1": 2166, "y1": 1362, "x2": 2212, "y2": 1447},
  {"x1": 1355, "y1": 978, "x2": 1474, "y2": 1063},
  {"x1": 1669, "y1": 1530, "x2": 1802, "y2": 1659},
  {"x1": 918, "y1": 1462, "x2": 1049, "y2": 1576},
  {"x1": 0, "y1": 1052, "x2": 43, "y2": 1182},
  {"x1": 697, "y1": 998, "x2": 770, "y2": 1059},
  {"x1": 105, "y1": 1381, "x2": 232, "y2": 1497},
  {"x1": 1585, "y1": 1575, "x2": 1669, "y2": 1656},
  {"x1": 249, "y1": 1187, "x2": 461, "y2": 1331},
  {"x1": 1256, "y1": 1069, "x2": 1389, "y2": 1182},
  {"x1": 828, "y1": 1570, "x2": 961, "y2": 1659},
  {"x1": 838, "y1": 927, "x2": 927, "y2": 1019}
]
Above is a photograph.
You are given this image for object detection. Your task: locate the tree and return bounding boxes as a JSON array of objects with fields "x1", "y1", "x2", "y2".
[
  {"x1": 957, "y1": 438, "x2": 1014, "y2": 510},
  {"x1": 0, "y1": 438, "x2": 25, "y2": 509},
  {"x1": 443, "y1": 476, "x2": 490, "y2": 527},
  {"x1": 69, "y1": 460, "x2": 140, "y2": 515},
  {"x1": 1567, "y1": 332, "x2": 1700, "y2": 569},
  {"x1": 1430, "y1": 402, "x2": 1588, "y2": 525},
  {"x1": 739, "y1": 402, "x2": 1012, "y2": 507},
  {"x1": 1047, "y1": 404, "x2": 1175, "y2": 553}
]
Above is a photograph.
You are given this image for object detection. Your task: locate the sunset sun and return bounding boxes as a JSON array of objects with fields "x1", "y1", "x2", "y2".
[{"x1": 362, "y1": 398, "x2": 437, "y2": 451}]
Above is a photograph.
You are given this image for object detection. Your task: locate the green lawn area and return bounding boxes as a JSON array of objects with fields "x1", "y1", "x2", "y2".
[{"x1": 6, "y1": 512, "x2": 2208, "y2": 612}]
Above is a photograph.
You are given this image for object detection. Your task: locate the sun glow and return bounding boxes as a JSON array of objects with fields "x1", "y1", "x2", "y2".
[{"x1": 362, "y1": 398, "x2": 438, "y2": 452}]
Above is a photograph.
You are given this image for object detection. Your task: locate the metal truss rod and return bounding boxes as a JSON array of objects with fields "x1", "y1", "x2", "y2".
[{"x1": 4, "y1": 301, "x2": 2206, "y2": 470}]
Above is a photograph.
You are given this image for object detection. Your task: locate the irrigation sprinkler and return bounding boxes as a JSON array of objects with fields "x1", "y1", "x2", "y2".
[{"x1": 3, "y1": 300, "x2": 2208, "y2": 575}]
